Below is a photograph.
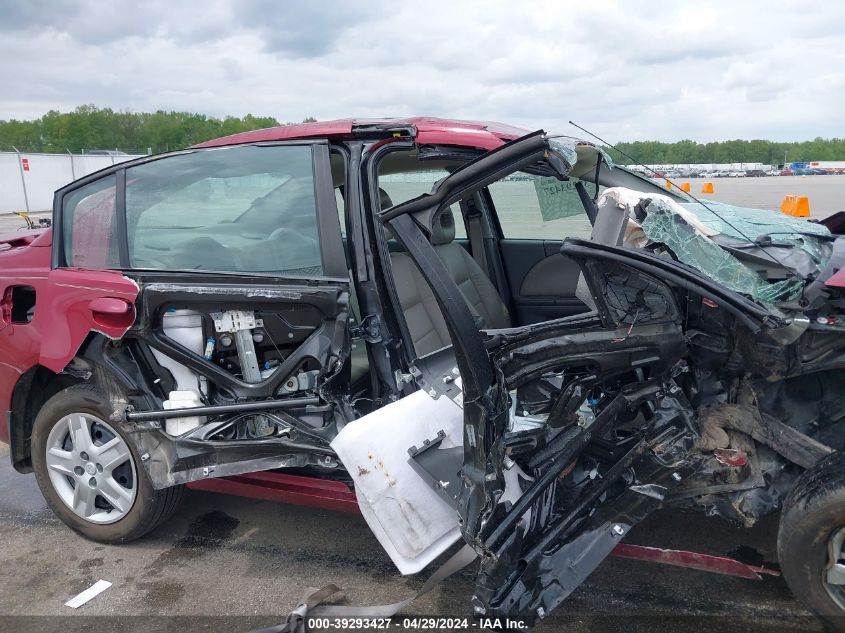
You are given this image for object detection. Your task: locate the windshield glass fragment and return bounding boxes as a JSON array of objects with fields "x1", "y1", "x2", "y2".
[{"x1": 614, "y1": 191, "x2": 833, "y2": 303}]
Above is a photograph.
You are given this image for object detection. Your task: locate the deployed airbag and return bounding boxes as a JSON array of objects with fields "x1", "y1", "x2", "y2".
[{"x1": 330, "y1": 390, "x2": 464, "y2": 574}]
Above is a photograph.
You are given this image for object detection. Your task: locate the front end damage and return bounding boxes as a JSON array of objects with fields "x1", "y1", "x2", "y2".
[{"x1": 375, "y1": 131, "x2": 845, "y2": 622}]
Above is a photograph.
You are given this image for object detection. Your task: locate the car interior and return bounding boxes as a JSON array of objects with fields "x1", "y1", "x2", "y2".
[
  {"x1": 332, "y1": 146, "x2": 611, "y2": 393},
  {"x1": 374, "y1": 151, "x2": 596, "y2": 351},
  {"x1": 333, "y1": 143, "x2": 686, "y2": 397}
]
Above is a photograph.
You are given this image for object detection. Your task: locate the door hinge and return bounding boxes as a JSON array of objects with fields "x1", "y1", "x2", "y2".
[{"x1": 351, "y1": 314, "x2": 382, "y2": 343}]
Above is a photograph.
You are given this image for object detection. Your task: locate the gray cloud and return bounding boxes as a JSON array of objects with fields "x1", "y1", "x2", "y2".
[
  {"x1": 238, "y1": 0, "x2": 387, "y2": 58},
  {"x1": 0, "y1": 0, "x2": 843, "y2": 142},
  {"x1": 0, "y1": 0, "x2": 75, "y2": 31}
]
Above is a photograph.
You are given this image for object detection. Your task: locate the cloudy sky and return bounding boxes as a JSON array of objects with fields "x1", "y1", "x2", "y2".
[{"x1": 1, "y1": 0, "x2": 843, "y2": 142}]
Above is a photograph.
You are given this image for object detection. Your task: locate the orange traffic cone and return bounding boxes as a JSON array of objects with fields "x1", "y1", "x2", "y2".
[
  {"x1": 780, "y1": 195, "x2": 796, "y2": 215},
  {"x1": 792, "y1": 196, "x2": 810, "y2": 217},
  {"x1": 701, "y1": 181, "x2": 714, "y2": 194},
  {"x1": 665, "y1": 180, "x2": 672, "y2": 189},
  {"x1": 681, "y1": 182, "x2": 691, "y2": 192}
]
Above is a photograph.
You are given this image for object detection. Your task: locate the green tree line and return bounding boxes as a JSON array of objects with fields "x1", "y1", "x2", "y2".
[
  {"x1": 0, "y1": 105, "x2": 316, "y2": 154},
  {"x1": 612, "y1": 138, "x2": 845, "y2": 166},
  {"x1": 2, "y1": 106, "x2": 844, "y2": 163}
]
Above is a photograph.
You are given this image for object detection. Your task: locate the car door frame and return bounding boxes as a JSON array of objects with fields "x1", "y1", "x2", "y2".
[
  {"x1": 47, "y1": 139, "x2": 350, "y2": 377},
  {"x1": 41, "y1": 140, "x2": 355, "y2": 488}
]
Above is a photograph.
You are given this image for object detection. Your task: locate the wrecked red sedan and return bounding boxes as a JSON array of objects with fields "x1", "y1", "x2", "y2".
[{"x1": 2, "y1": 118, "x2": 845, "y2": 627}]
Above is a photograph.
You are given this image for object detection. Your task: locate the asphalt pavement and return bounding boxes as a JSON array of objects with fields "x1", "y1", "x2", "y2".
[
  {"x1": 683, "y1": 175, "x2": 845, "y2": 219},
  {"x1": 0, "y1": 442, "x2": 825, "y2": 633}
]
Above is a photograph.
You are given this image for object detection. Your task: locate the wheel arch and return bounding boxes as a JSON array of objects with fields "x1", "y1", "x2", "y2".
[
  {"x1": 9, "y1": 364, "x2": 81, "y2": 473},
  {"x1": 8, "y1": 331, "x2": 150, "y2": 473}
]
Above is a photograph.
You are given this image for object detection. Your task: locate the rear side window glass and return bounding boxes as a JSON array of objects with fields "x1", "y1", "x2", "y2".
[
  {"x1": 125, "y1": 145, "x2": 323, "y2": 276},
  {"x1": 488, "y1": 172, "x2": 595, "y2": 240},
  {"x1": 62, "y1": 174, "x2": 119, "y2": 268}
]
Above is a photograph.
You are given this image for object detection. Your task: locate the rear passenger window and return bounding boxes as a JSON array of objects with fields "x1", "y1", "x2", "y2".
[
  {"x1": 125, "y1": 145, "x2": 323, "y2": 276},
  {"x1": 62, "y1": 175, "x2": 119, "y2": 268},
  {"x1": 488, "y1": 173, "x2": 595, "y2": 240}
]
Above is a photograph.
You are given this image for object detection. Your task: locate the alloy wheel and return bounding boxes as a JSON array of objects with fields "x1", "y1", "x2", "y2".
[{"x1": 44, "y1": 413, "x2": 137, "y2": 524}]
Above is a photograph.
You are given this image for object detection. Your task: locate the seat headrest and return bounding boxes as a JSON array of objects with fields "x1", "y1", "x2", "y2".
[
  {"x1": 430, "y1": 208, "x2": 456, "y2": 245},
  {"x1": 379, "y1": 188, "x2": 394, "y2": 210}
]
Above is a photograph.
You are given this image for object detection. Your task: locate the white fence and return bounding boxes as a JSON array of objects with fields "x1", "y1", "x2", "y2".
[{"x1": 0, "y1": 151, "x2": 147, "y2": 214}]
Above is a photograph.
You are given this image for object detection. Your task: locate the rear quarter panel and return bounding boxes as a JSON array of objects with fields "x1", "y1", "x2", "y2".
[
  {"x1": 0, "y1": 229, "x2": 53, "y2": 443},
  {"x1": 0, "y1": 227, "x2": 139, "y2": 443}
]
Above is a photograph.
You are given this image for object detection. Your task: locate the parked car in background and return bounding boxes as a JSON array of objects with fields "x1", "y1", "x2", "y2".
[
  {"x1": 2, "y1": 118, "x2": 845, "y2": 627},
  {"x1": 745, "y1": 169, "x2": 767, "y2": 177},
  {"x1": 728, "y1": 170, "x2": 746, "y2": 177}
]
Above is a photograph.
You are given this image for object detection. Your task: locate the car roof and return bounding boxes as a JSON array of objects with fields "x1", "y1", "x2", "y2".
[{"x1": 193, "y1": 117, "x2": 531, "y2": 151}]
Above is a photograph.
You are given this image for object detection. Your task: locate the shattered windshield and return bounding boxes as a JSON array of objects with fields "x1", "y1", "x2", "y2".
[
  {"x1": 547, "y1": 136, "x2": 614, "y2": 172},
  {"x1": 630, "y1": 194, "x2": 833, "y2": 303},
  {"x1": 680, "y1": 199, "x2": 830, "y2": 246}
]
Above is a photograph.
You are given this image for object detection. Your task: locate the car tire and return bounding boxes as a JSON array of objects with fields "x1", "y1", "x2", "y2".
[
  {"x1": 31, "y1": 384, "x2": 184, "y2": 543},
  {"x1": 778, "y1": 451, "x2": 845, "y2": 631}
]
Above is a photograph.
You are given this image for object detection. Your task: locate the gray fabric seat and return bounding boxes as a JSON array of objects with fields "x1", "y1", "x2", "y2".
[
  {"x1": 167, "y1": 237, "x2": 238, "y2": 271},
  {"x1": 389, "y1": 252, "x2": 454, "y2": 356},
  {"x1": 389, "y1": 207, "x2": 511, "y2": 357},
  {"x1": 430, "y1": 209, "x2": 510, "y2": 330}
]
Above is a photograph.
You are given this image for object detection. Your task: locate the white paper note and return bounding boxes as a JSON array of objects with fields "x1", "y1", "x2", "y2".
[{"x1": 65, "y1": 579, "x2": 112, "y2": 609}]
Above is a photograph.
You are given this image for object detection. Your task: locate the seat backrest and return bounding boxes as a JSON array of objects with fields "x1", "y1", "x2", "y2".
[
  {"x1": 430, "y1": 209, "x2": 511, "y2": 330},
  {"x1": 386, "y1": 207, "x2": 511, "y2": 357},
  {"x1": 167, "y1": 236, "x2": 238, "y2": 271},
  {"x1": 389, "y1": 251, "x2": 454, "y2": 356}
]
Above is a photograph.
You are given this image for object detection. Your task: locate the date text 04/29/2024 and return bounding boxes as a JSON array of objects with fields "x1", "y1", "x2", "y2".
[{"x1": 306, "y1": 617, "x2": 529, "y2": 630}]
